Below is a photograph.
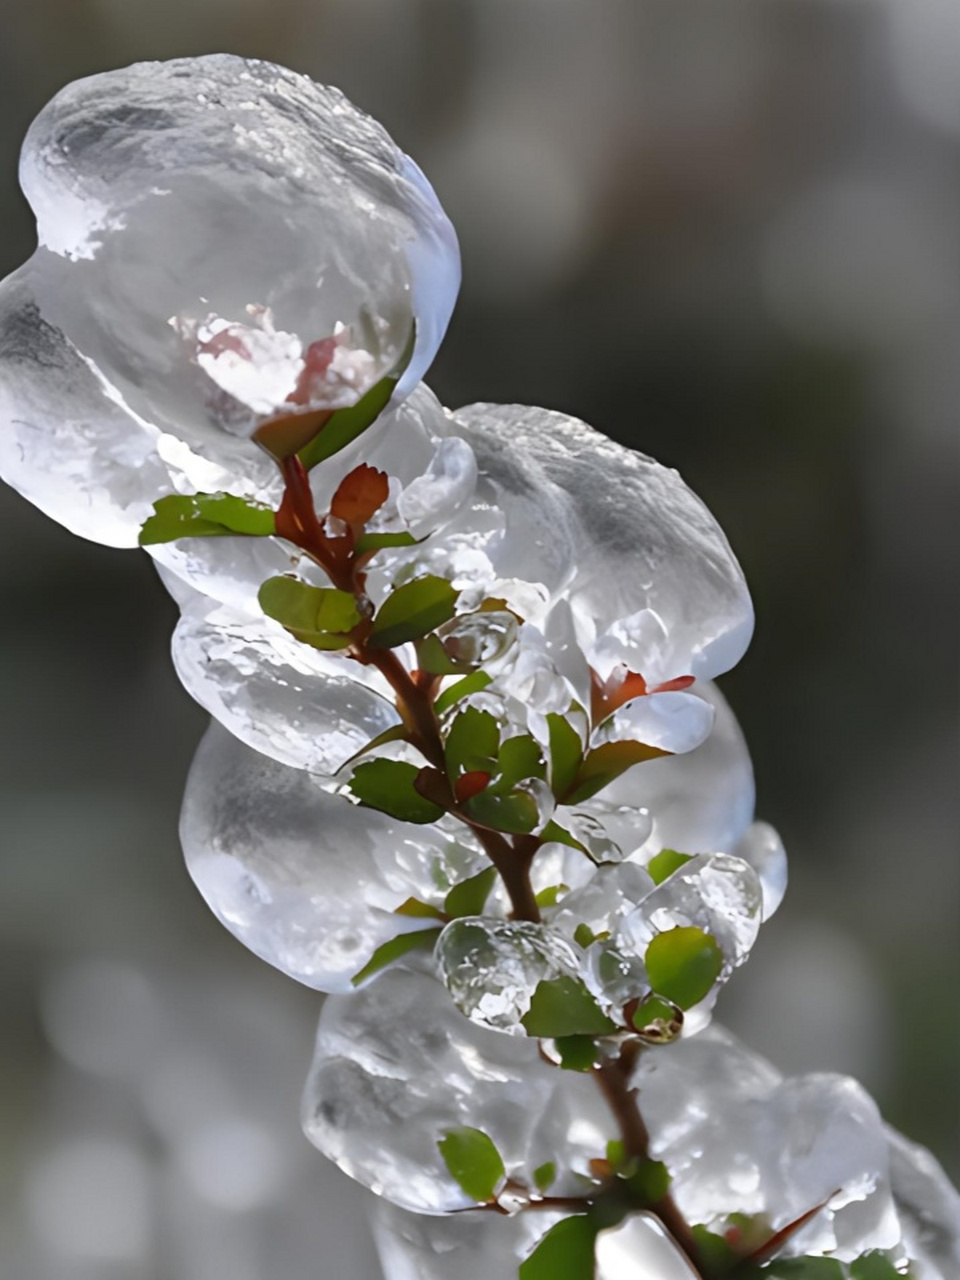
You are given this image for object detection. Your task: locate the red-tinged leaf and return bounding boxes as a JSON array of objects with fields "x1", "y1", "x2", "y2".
[
  {"x1": 590, "y1": 667, "x2": 648, "y2": 723},
  {"x1": 651, "y1": 674, "x2": 696, "y2": 694},
  {"x1": 455, "y1": 770, "x2": 492, "y2": 803},
  {"x1": 330, "y1": 464, "x2": 390, "y2": 527},
  {"x1": 565, "y1": 740, "x2": 669, "y2": 804}
]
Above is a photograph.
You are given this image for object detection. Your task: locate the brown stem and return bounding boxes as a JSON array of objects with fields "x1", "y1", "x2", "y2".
[
  {"x1": 595, "y1": 1052, "x2": 706, "y2": 1276},
  {"x1": 273, "y1": 458, "x2": 705, "y2": 1268}
]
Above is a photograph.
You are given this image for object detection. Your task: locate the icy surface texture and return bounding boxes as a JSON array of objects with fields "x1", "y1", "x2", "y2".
[
  {"x1": 451, "y1": 404, "x2": 753, "y2": 682},
  {"x1": 302, "y1": 969, "x2": 610, "y2": 1213},
  {"x1": 180, "y1": 723, "x2": 484, "y2": 992},
  {"x1": 18, "y1": 56, "x2": 459, "y2": 470},
  {"x1": 732, "y1": 819, "x2": 788, "y2": 920},
  {"x1": 435, "y1": 918, "x2": 582, "y2": 1034},
  {"x1": 172, "y1": 607, "x2": 399, "y2": 776},
  {"x1": 633, "y1": 1027, "x2": 960, "y2": 1271}
]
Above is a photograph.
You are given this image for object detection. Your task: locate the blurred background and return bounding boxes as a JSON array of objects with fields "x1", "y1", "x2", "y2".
[{"x1": 0, "y1": 2, "x2": 957, "y2": 1276}]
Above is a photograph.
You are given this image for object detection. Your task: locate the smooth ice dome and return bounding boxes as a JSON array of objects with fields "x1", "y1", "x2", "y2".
[
  {"x1": 450, "y1": 404, "x2": 754, "y2": 684},
  {"x1": 14, "y1": 55, "x2": 459, "y2": 475},
  {"x1": 180, "y1": 723, "x2": 486, "y2": 992}
]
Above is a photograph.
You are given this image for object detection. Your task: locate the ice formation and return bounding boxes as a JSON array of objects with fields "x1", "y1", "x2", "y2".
[{"x1": 2, "y1": 54, "x2": 956, "y2": 1280}]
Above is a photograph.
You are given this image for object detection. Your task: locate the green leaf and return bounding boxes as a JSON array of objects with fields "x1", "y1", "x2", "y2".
[
  {"x1": 354, "y1": 530, "x2": 419, "y2": 555},
  {"x1": 497, "y1": 734, "x2": 546, "y2": 788},
  {"x1": 394, "y1": 897, "x2": 446, "y2": 920},
  {"x1": 759, "y1": 1261, "x2": 846, "y2": 1280},
  {"x1": 258, "y1": 576, "x2": 360, "y2": 648},
  {"x1": 437, "y1": 1127, "x2": 505, "y2": 1203},
  {"x1": 521, "y1": 976, "x2": 617, "y2": 1038},
  {"x1": 605, "y1": 1141, "x2": 626, "y2": 1169},
  {"x1": 645, "y1": 927, "x2": 723, "y2": 1009},
  {"x1": 434, "y1": 671, "x2": 493, "y2": 716},
  {"x1": 338, "y1": 723, "x2": 409, "y2": 771},
  {"x1": 691, "y1": 1226, "x2": 738, "y2": 1275},
  {"x1": 349, "y1": 759, "x2": 445, "y2": 824},
  {"x1": 541, "y1": 820, "x2": 589, "y2": 854},
  {"x1": 368, "y1": 576, "x2": 460, "y2": 650},
  {"x1": 444, "y1": 866, "x2": 497, "y2": 919},
  {"x1": 532, "y1": 1162, "x2": 557, "y2": 1193},
  {"x1": 350, "y1": 927, "x2": 440, "y2": 986},
  {"x1": 298, "y1": 324, "x2": 417, "y2": 470},
  {"x1": 554, "y1": 1034, "x2": 600, "y2": 1072},
  {"x1": 547, "y1": 713, "x2": 584, "y2": 799},
  {"x1": 621, "y1": 1159, "x2": 670, "y2": 1206},
  {"x1": 444, "y1": 707, "x2": 501, "y2": 781},
  {"x1": 647, "y1": 848, "x2": 693, "y2": 885},
  {"x1": 519, "y1": 1215, "x2": 598, "y2": 1280},
  {"x1": 565, "y1": 740, "x2": 669, "y2": 805},
  {"x1": 534, "y1": 884, "x2": 567, "y2": 909},
  {"x1": 849, "y1": 1255, "x2": 903, "y2": 1280},
  {"x1": 416, "y1": 632, "x2": 470, "y2": 676},
  {"x1": 464, "y1": 787, "x2": 541, "y2": 835},
  {"x1": 139, "y1": 492, "x2": 276, "y2": 545},
  {"x1": 574, "y1": 923, "x2": 602, "y2": 948}
]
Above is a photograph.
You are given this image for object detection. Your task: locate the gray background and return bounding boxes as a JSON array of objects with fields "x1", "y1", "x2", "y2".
[{"x1": 0, "y1": 2, "x2": 957, "y2": 1276}]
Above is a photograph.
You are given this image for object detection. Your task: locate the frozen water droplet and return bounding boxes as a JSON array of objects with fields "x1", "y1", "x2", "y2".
[
  {"x1": 596, "y1": 1213, "x2": 700, "y2": 1279},
  {"x1": 437, "y1": 609, "x2": 518, "y2": 666},
  {"x1": 397, "y1": 436, "x2": 477, "y2": 537},
  {"x1": 550, "y1": 863, "x2": 655, "y2": 942},
  {"x1": 436, "y1": 918, "x2": 580, "y2": 1034},
  {"x1": 595, "y1": 689, "x2": 715, "y2": 756}
]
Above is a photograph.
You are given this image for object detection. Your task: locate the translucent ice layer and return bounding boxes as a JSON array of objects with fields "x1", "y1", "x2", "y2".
[
  {"x1": 180, "y1": 723, "x2": 485, "y2": 992},
  {"x1": 450, "y1": 404, "x2": 754, "y2": 683},
  {"x1": 302, "y1": 969, "x2": 610, "y2": 1213},
  {"x1": 435, "y1": 918, "x2": 583, "y2": 1034},
  {"x1": 18, "y1": 56, "x2": 459, "y2": 470}
]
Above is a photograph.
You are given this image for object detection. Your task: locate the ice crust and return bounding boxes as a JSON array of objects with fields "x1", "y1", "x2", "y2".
[
  {"x1": 180, "y1": 723, "x2": 485, "y2": 992},
  {"x1": 451, "y1": 404, "x2": 754, "y2": 683},
  {"x1": 302, "y1": 969, "x2": 610, "y2": 1213},
  {"x1": 18, "y1": 56, "x2": 460, "y2": 465}
]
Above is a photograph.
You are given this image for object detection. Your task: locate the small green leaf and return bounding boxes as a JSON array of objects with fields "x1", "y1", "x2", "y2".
[
  {"x1": 605, "y1": 1141, "x2": 626, "y2": 1169},
  {"x1": 349, "y1": 759, "x2": 445, "y2": 824},
  {"x1": 849, "y1": 1255, "x2": 903, "y2": 1280},
  {"x1": 258, "y1": 576, "x2": 360, "y2": 647},
  {"x1": 464, "y1": 787, "x2": 541, "y2": 835},
  {"x1": 497, "y1": 734, "x2": 547, "y2": 788},
  {"x1": 691, "y1": 1226, "x2": 738, "y2": 1275},
  {"x1": 354, "y1": 530, "x2": 419, "y2": 555},
  {"x1": 394, "y1": 897, "x2": 446, "y2": 920},
  {"x1": 759, "y1": 1261, "x2": 846, "y2": 1280},
  {"x1": 621, "y1": 1158, "x2": 670, "y2": 1206},
  {"x1": 566, "y1": 740, "x2": 669, "y2": 804},
  {"x1": 547, "y1": 713, "x2": 583, "y2": 799},
  {"x1": 444, "y1": 706, "x2": 500, "y2": 781},
  {"x1": 416, "y1": 632, "x2": 470, "y2": 676},
  {"x1": 350, "y1": 927, "x2": 440, "y2": 986},
  {"x1": 434, "y1": 671, "x2": 493, "y2": 716},
  {"x1": 521, "y1": 977, "x2": 617, "y2": 1038},
  {"x1": 554, "y1": 1034, "x2": 600, "y2": 1072},
  {"x1": 574, "y1": 923, "x2": 602, "y2": 948},
  {"x1": 645, "y1": 926, "x2": 723, "y2": 1009},
  {"x1": 647, "y1": 848, "x2": 694, "y2": 885},
  {"x1": 437, "y1": 1127, "x2": 505, "y2": 1203},
  {"x1": 628, "y1": 994, "x2": 684, "y2": 1043},
  {"x1": 534, "y1": 884, "x2": 567, "y2": 909},
  {"x1": 541, "y1": 820, "x2": 589, "y2": 854},
  {"x1": 139, "y1": 492, "x2": 276, "y2": 545},
  {"x1": 298, "y1": 324, "x2": 417, "y2": 470},
  {"x1": 338, "y1": 723, "x2": 409, "y2": 771},
  {"x1": 444, "y1": 866, "x2": 497, "y2": 919},
  {"x1": 369, "y1": 575, "x2": 460, "y2": 650},
  {"x1": 520, "y1": 1215, "x2": 598, "y2": 1280},
  {"x1": 533, "y1": 1162, "x2": 557, "y2": 1193}
]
